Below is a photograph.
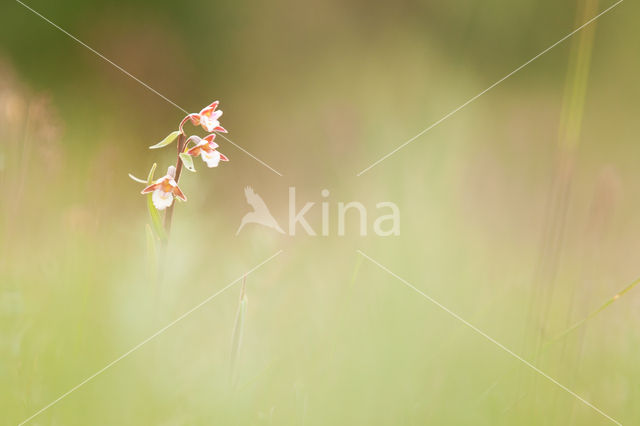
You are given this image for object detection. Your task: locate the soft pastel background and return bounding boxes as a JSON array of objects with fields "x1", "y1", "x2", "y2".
[{"x1": 1, "y1": 0, "x2": 639, "y2": 424}]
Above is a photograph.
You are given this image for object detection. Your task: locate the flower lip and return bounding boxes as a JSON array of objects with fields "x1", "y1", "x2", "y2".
[
  {"x1": 152, "y1": 188, "x2": 174, "y2": 210},
  {"x1": 200, "y1": 149, "x2": 228, "y2": 168},
  {"x1": 172, "y1": 183, "x2": 187, "y2": 201}
]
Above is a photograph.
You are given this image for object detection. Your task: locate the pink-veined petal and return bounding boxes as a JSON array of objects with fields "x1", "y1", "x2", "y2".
[
  {"x1": 172, "y1": 185, "x2": 187, "y2": 201},
  {"x1": 186, "y1": 146, "x2": 202, "y2": 156},
  {"x1": 199, "y1": 106, "x2": 215, "y2": 118},
  {"x1": 204, "y1": 136, "x2": 219, "y2": 150},
  {"x1": 213, "y1": 126, "x2": 227, "y2": 133},
  {"x1": 141, "y1": 183, "x2": 160, "y2": 194},
  {"x1": 201, "y1": 101, "x2": 219, "y2": 114}
]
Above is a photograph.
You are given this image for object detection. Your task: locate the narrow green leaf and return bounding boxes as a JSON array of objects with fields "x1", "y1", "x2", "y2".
[
  {"x1": 147, "y1": 194, "x2": 167, "y2": 242},
  {"x1": 146, "y1": 163, "x2": 157, "y2": 183},
  {"x1": 544, "y1": 275, "x2": 640, "y2": 348},
  {"x1": 179, "y1": 152, "x2": 196, "y2": 172},
  {"x1": 145, "y1": 224, "x2": 158, "y2": 284},
  {"x1": 230, "y1": 278, "x2": 248, "y2": 388},
  {"x1": 149, "y1": 130, "x2": 181, "y2": 149}
]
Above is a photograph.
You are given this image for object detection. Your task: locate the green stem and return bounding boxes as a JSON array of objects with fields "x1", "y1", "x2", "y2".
[{"x1": 542, "y1": 275, "x2": 640, "y2": 350}]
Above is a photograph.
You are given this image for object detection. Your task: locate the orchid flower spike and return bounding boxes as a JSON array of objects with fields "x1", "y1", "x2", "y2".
[
  {"x1": 186, "y1": 134, "x2": 229, "y2": 168},
  {"x1": 180, "y1": 101, "x2": 227, "y2": 134},
  {"x1": 141, "y1": 166, "x2": 187, "y2": 210}
]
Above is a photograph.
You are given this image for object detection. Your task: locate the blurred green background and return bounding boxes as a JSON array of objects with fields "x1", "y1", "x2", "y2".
[{"x1": 2, "y1": 0, "x2": 639, "y2": 424}]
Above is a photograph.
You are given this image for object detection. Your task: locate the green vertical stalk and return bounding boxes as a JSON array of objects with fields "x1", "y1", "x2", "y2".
[{"x1": 230, "y1": 275, "x2": 248, "y2": 388}]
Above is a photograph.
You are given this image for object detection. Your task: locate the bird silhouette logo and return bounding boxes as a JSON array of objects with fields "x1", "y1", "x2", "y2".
[{"x1": 236, "y1": 186, "x2": 285, "y2": 235}]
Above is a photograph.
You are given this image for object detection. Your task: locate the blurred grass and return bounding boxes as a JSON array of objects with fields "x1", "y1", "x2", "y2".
[{"x1": 2, "y1": 0, "x2": 640, "y2": 425}]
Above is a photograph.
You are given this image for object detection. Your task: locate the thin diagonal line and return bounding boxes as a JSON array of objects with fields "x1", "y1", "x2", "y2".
[
  {"x1": 216, "y1": 133, "x2": 283, "y2": 176},
  {"x1": 15, "y1": 0, "x2": 283, "y2": 177},
  {"x1": 17, "y1": 250, "x2": 283, "y2": 426},
  {"x1": 356, "y1": 250, "x2": 621, "y2": 425},
  {"x1": 356, "y1": 0, "x2": 624, "y2": 176}
]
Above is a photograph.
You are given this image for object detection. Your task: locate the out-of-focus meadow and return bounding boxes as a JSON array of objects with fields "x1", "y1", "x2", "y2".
[{"x1": 2, "y1": 0, "x2": 640, "y2": 424}]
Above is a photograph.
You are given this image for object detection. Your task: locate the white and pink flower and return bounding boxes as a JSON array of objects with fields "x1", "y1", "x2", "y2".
[
  {"x1": 180, "y1": 101, "x2": 227, "y2": 134},
  {"x1": 141, "y1": 168, "x2": 187, "y2": 210},
  {"x1": 186, "y1": 134, "x2": 229, "y2": 168}
]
